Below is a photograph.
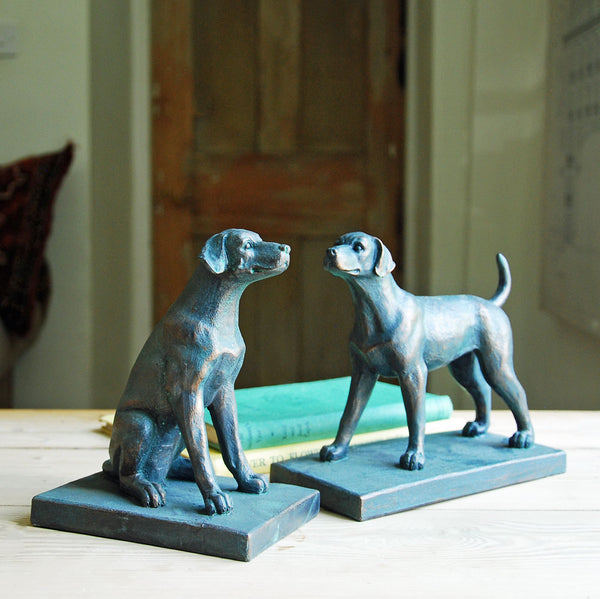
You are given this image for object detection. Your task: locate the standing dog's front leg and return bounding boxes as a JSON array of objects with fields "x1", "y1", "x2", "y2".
[
  {"x1": 209, "y1": 385, "x2": 267, "y2": 494},
  {"x1": 176, "y1": 391, "x2": 232, "y2": 515},
  {"x1": 320, "y1": 368, "x2": 378, "y2": 462},
  {"x1": 398, "y1": 361, "x2": 428, "y2": 471}
]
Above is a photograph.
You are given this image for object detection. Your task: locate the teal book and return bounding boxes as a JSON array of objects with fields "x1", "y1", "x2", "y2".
[{"x1": 205, "y1": 377, "x2": 453, "y2": 451}]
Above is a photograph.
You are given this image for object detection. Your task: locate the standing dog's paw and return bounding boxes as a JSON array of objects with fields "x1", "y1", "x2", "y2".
[
  {"x1": 203, "y1": 489, "x2": 233, "y2": 516},
  {"x1": 508, "y1": 430, "x2": 534, "y2": 448},
  {"x1": 399, "y1": 450, "x2": 425, "y2": 471},
  {"x1": 319, "y1": 443, "x2": 349, "y2": 462},
  {"x1": 237, "y1": 473, "x2": 268, "y2": 494},
  {"x1": 462, "y1": 420, "x2": 489, "y2": 437}
]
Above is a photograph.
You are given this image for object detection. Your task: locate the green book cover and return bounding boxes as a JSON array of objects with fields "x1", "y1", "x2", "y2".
[{"x1": 205, "y1": 377, "x2": 453, "y2": 451}]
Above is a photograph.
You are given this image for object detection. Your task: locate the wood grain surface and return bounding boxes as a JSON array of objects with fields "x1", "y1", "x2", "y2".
[{"x1": 0, "y1": 409, "x2": 598, "y2": 598}]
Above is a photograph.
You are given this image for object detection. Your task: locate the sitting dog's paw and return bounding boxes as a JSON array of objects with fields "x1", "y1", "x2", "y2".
[
  {"x1": 462, "y1": 420, "x2": 488, "y2": 437},
  {"x1": 237, "y1": 473, "x2": 268, "y2": 495},
  {"x1": 508, "y1": 430, "x2": 534, "y2": 449},
  {"x1": 203, "y1": 489, "x2": 233, "y2": 516},
  {"x1": 399, "y1": 450, "x2": 425, "y2": 471},
  {"x1": 121, "y1": 476, "x2": 166, "y2": 508},
  {"x1": 319, "y1": 443, "x2": 348, "y2": 462},
  {"x1": 146, "y1": 482, "x2": 167, "y2": 507}
]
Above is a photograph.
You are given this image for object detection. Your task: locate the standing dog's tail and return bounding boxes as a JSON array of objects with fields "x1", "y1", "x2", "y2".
[{"x1": 489, "y1": 253, "x2": 511, "y2": 307}]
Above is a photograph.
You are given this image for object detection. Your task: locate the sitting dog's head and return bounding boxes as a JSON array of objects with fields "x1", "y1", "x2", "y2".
[
  {"x1": 324, "y1": 232, "x2": 395, "y2": 279},
  {"x1": 201, "y1": 229, "x2": 290, "y2": 280}
]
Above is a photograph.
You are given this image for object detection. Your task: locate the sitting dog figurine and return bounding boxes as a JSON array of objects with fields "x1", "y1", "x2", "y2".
[
  {"x1": 103, "y1": 229, "x2": 291, "y2": 514},
  {"x1": 320, "y1": 232, "x2": 533, "y2": 471}
]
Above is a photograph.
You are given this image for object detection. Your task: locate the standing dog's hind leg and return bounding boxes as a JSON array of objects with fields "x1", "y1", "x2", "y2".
[
  {"x1": 449, "y1": 353, "x2": 492, "y2": 437},
  {"x1": 480, "y1": 355, "x2": 534, "y2": 448}
]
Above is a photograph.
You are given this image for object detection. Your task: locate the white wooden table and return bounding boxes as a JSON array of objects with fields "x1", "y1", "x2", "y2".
[{"x1": 0, "y1": 409, "x2": 598, "y2": 598}]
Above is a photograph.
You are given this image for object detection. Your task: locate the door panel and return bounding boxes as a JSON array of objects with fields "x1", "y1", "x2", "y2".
[
  {"x1": 192, "y1": 0, "x2": 257, "y2": 153},
  {"x1": 152, "y1": 0, "x2": 403, "y2": 388},
  {"x1": 300, "y1": 0, "x2": 366, "y2": 152}
]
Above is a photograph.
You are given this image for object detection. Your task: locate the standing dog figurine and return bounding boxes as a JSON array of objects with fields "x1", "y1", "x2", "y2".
[
  {"x1": 320, "y1": 232, "x2": 533, "y2": 471},
  {"x1": 103, "y1": 229, "x2": 290, "y2": 514}
]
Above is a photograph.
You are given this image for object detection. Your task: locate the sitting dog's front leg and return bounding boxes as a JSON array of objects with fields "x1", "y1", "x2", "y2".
[
  {"x1": 320, "y1": 369, "x2": 378, "y2": 462},
  {"x1": 176, "y1": 392, "x2": 232, "y2": 515},
  {"x1": 398, "y1": 362, "x2": 428, "y2": 471},
  {"x1": 208, "y1": 385, "x2": 267, "y2": 494}
]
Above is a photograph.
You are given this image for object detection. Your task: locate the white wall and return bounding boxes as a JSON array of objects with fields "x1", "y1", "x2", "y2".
[
  {"x1": 1, "y1": 1, "x2": 94, "y2": 408},
  {"x1": 0, "y1": 0, "x2": 152, "y2": 408},
  {"x1": 406, "y1": 0, "x2": 600, "y2": 410},
  {"x1": 3, "y1": 0, "x2": 597, "y2": 411}
]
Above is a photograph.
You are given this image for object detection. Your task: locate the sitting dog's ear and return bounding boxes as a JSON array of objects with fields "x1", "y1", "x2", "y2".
[
  {"x1": 374, "y1": 237, "x2": 396, "y2": 277},
  {"x1": 200, "y1": 231, "x2": 229, "y2": 274}
]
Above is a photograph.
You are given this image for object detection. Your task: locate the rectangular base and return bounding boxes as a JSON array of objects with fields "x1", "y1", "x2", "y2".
[
  {"x1": 31, "y1": 473, "x2": 319, "y2": 561},
  {"x1": 270, "y1": 432, "x2": 566, "y2": 521}
]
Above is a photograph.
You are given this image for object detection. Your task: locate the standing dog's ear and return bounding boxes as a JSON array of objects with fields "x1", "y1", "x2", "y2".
[
  {"x1": 373, "y1": 237, "x2": 396, "y2": 277},
  {"x1": 200, "y1": 231, "x2": 229, "y2": 274}
]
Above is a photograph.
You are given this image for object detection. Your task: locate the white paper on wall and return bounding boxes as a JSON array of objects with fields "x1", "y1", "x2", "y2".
[{"x1": 543, "y1": 0, "x2": 600, "y2": 336}]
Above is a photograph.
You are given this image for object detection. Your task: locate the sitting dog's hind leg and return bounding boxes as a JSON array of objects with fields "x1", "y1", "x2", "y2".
[
  {"x1": 168, "y1": 452, "x2": 194, "y2": 480},
  {"x1": 109, "y1": 410, "x2": 168, "y2": 508},
  {"x1": 449, "y1": 353, "x2": 491, "y2": 438}
]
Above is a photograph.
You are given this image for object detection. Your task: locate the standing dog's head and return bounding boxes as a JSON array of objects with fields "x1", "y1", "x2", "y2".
[
  {"x1": 201, "y1": 229, "x2": 291, "y2": 280},
  {"x1": 324, "y1": 232, "x2": 395, "y2": 279}
]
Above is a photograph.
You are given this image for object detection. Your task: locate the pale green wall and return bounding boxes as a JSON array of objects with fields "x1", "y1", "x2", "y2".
[
  {"x1": 0, "y1": 0, "x2": 151, "y2": 408},
  {"x1": 406, "y1": 0, "x2": 600, "y2": 410}
]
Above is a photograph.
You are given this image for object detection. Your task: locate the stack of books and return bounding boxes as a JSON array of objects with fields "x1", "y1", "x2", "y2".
[{"x1": 100, "y1": 377, "x2": 453, "y2": 476}]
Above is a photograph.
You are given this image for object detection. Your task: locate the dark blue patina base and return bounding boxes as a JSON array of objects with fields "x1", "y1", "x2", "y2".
[
  {"x1": 31, "y1": 473, "x2": 319, "y2": 561},
  {"x1": 270, "y1": 431, "x2": 566, "y2": 521}
]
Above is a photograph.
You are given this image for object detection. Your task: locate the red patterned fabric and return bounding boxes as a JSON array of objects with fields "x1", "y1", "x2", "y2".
[{"x1": 0, "y1": 143, "x2": 74, "y2": 336}]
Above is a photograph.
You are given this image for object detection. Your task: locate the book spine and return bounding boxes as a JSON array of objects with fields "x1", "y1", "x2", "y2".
[
  {"x1": 235, "y1": 394, "x2": 453, "y2": 450},
  {"x1": 209, "y1": 426, "x2": 411, "y2": 476}
]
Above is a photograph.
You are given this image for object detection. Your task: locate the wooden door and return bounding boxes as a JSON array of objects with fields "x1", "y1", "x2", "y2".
[{"x1": 152, "y1": 0, "x2": 404, "y2": 388}]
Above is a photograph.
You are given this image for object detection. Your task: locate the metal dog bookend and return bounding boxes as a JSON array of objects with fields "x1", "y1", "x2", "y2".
[
  {"x1": 320, "y1": 232, "x2": 534, "y2": 471},
  {"x1": 103, "y1": 229, "x2": 291, "y2": 515}
]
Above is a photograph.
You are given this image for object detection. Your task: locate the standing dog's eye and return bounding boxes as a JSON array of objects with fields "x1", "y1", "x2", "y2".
[
  {"x1": 353, "y1": 242, "x2": 365, "y2": 252},
  {"x1": 243, "y1": 241, "x2": 253, "y2": 251}
]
